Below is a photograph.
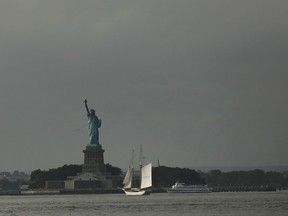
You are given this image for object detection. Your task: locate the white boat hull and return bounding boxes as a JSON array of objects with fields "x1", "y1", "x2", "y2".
[
  {"x1": 124, "y1": 190, "x2": 151, "y2": 196},
  {"x1": 120, "y1": 188, "x2": 151, "y2": 196},
  {"x1": 165, "y1": 188, "x2": 211, "y2": 193},
  {"x1": 164, "y1": 182, "x2": 212, "y2": 193}
]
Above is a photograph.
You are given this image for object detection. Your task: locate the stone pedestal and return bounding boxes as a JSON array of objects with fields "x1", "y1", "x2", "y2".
[
  {"x1": 82, "y1": 144, "x2": 106, "y2": 176},
  {"x1": 57, "y1": 143, "x2": 115, "y2": 190}
]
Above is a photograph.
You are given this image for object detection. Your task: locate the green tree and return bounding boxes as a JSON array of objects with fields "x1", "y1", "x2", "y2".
[
  {"x1": 152, "y1": 166, "x2": 205, "y2": 187},
  {"x1": 30, "y1": 164, "x2": 82, "y2": 189},
  {"x1": 105, "y1": 163, "x2": 122, "y2": 176}
]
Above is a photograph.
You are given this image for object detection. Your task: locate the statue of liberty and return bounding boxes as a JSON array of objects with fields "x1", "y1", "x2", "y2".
[{"x1": 84, "y1": 99, "x2": 102, "y2": 146}]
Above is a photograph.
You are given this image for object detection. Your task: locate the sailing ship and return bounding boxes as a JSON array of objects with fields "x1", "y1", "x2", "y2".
[{"x1": 121, "y1": 146, "x2": 152, "y2": 195}]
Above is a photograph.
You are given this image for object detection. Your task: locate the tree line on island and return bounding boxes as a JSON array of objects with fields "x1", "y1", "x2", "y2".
[
  {"x1": 201, "y1": 169, "x2": 288, "y2": 190},
  {"x1": 29, "y1": 164, "x2": 121, "y2": 189},
  {"x1": 28, "y1": 165, "x2": 206, "y2": 189},
  {"x1": 1, "y1": 164, "x2": 288, "y2": 191},
  {"x1": 28, "y1": 164, "x2": 288, "y2": 190}
]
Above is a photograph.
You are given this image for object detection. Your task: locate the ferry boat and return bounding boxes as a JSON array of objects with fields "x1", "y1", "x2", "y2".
[{"x1": 165, "y1": 181, "x2": 212, "y2": 193}]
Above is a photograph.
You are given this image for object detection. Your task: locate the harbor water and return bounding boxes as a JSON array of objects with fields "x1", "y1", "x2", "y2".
[{"x1": 1, "y1": 191, "x2": 288, "y2": 216}]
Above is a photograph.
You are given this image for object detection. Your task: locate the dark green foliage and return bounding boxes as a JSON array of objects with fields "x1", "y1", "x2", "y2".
[
  {"x1": 29, "y1": 164, "x2": 288, "y2": 190},
  {"x1": 0, "y1": 179, "x2": 10, "y2": 189},
  {"x1": 105, "y1": 163, "x2": 122, "y2": 176},
  {"x1": 30, "y1": 164, "x2": 82, "y2": 189},
  {"x1": 29, "y1": 164, "x2": 122, "y2": 189},
  {"x1": 202, "y1": 169, "x2": 288, "y2": 189},
  {"x1": 152, "y1": 166, "x2": 205, "y2": 187}
]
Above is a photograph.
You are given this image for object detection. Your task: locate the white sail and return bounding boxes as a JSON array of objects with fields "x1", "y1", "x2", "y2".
[
  {"x1": 123, "y1": 167, "x2": 133, "y2": 189},
  {"x1": 140, "y1": 163, "x2": 152, "y2": 189}
]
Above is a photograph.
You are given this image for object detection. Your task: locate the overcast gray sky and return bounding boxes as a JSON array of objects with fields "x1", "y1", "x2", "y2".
[{"x1": 0, "y1": 0, "x2": 287, "y2": 171}]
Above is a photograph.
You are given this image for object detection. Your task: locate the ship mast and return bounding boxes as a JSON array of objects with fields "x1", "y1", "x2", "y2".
[{"x1": 139, "y1": 144, "x2": 143, "y2": 169}]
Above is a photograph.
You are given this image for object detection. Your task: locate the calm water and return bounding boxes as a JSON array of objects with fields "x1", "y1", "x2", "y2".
[{"x1": 1, "y1": 191, "x2": 288, "y2": 216}]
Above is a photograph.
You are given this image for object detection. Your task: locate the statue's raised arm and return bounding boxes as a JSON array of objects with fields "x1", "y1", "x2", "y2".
[{"x1": 84, "y1": 99, "x2": 90, "y2": 114}]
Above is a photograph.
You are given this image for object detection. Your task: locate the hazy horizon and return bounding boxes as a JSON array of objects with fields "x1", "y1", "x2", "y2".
[{"x1": 1, "y1": 1, "x2": 287, "y2": 171}]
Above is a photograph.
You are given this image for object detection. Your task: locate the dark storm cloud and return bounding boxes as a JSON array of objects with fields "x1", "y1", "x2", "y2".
[{"x1": 0, "y1": 0, "x2": 287, "y2": 171}]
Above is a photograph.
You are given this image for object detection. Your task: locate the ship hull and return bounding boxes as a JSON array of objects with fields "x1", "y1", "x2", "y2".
[
  {"x1": 164, "y1": 182, "x2": 212, "y2": 193},
  {"x1": 121, "y1": 188, "x2": 151, "y2": 196}
]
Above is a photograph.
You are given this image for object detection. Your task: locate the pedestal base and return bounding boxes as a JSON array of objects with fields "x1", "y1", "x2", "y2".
[{"x1": 82, "y1": 145, "x2": 106, "y2": 175}]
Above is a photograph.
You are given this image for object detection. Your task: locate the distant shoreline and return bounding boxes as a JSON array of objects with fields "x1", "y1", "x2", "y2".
[
  {"x1": 1, "y1": 187, "x2": 284, "y2": 196},
  {"x1": 188, "y1": 165, "x2": 288, "y2": 172}
]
